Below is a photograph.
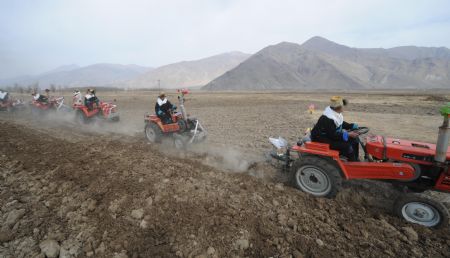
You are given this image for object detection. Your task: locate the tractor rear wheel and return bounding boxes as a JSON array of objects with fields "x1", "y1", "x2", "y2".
[
  {"x1": 291, "y1": 156, "x2": 342, "y2": 198},
  {"x1": 394, "y1": 194, "x2": 449, "y2": 229},
  {"x1": 145, "y1": 122, "x2": 163, "y2": 143},
  {"x1": 75, "y1": 110, "x2": 88, "y2": 124}
]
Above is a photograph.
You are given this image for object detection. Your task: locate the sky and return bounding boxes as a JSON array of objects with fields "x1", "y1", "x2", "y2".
[{"x1": 1, "y1": 0, "x2": 450, "y2": 79}]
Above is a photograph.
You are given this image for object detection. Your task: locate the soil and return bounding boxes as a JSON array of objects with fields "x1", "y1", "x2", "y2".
[{"x1": 1, "y1": 91, "x2": 450, "y2": 258}]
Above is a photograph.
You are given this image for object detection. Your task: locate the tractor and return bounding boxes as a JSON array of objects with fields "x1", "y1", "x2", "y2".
[
  {"x1": 144, "y1": 89, "x2": 207, "y2": 149},
  {"x1": 30, "y1": 96, "x2": 71, "y2": 115},
  {"x1": 268, "y1": 104, "x2": 450, "y2": 228},
  {"x1": 0, "y1": 98, "x2": 25, "y2": 112},
  {"x1": 73, "y1": 101, "x2": 119, "y2": 124}
]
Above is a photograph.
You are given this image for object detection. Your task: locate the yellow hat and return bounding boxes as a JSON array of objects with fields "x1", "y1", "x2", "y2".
[
  {"x1": 159, "y1": 91, "x2": 166, "y2": 97},
  {"x1": 330, "y1": 96, "x2": 344, "y2": 108}
]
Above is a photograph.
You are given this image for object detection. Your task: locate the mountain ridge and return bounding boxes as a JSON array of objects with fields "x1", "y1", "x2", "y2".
[
  {"x1": 203, "y1": 37, "x2": 450, "y2": 90},
  {"x1": 0, "y1": 63, "x2": 152, "y2": 88},
  {"x1": 125, "y1": 51, "x2": 250, "y2": 89}
]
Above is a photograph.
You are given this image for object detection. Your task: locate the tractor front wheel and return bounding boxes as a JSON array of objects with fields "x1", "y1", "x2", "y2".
[
  {"x1": 394, "y1": 194, "x2": 449, "y2": 228},
  {"x1": 145, "y1": 122, "x2": 163, "y2": 143},
  {"x1": 291, "y1": 156, "x2": 342, "y2": 198},
  {"x1": 173, "y1": 133, "x2": 186, "y2": 150}
]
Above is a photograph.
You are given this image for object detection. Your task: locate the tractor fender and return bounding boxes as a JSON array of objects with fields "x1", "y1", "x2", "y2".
[{"x1": 291, "y1": 143, "x2": 350, "y2": 179}]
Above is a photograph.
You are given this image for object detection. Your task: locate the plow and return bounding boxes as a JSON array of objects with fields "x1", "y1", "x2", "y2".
[{"x1": 268, "y1": 104, "x2": 450, "y2": 228}]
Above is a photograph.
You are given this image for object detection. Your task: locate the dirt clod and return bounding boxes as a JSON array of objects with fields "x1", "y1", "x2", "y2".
[
  {"x1": 131, "y1": 209, "x2": 144, "y2": 220},
  {"x1": 402, "y1": 227, "x2": 419, "y2": 242},
  {"x1": 5, "y1": 208, "x2": 26, "y2": 227},
  {"x1": 39, "y1": 239, "x2": 60, "y2": 258}
]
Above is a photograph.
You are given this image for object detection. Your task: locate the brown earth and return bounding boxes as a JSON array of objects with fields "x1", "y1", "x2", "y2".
[{"x1": 1, "y1": 91, "x2": 450, "y2": 258}]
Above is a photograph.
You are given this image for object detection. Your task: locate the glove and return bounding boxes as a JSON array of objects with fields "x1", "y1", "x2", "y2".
[
  {"x1": 342, "y1": 131, "x2": 349, "y2": 142},
  {"x1": 352, "y1": 123, "x2": 359, "y2": 130},
  {"x1": 172, "y1": 105, "x2": 177, "y2": 110}
]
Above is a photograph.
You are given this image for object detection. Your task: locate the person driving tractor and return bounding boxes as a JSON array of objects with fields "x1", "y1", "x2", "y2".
[
  {"x1": 44, "y1": 88, "x2": 51, "y2": 99},
  {"x1": 311, "y1": 96, "x2": 360, "y2": 161},
  {"x1": 32, "y1": 91, "x2": 49, "y2": 104},
  {"x1": 0, "y1": 90, "x2": 9, "y2": 104},
  {"x1": 84, "y1": 88, "x2": 99, "y2": 111},
  {"x1": 73, "y1": 90, "x2": 83, "y2": 105},
  {"x1": 155, "y1": 92, "x2": 176, "y2": 124}
]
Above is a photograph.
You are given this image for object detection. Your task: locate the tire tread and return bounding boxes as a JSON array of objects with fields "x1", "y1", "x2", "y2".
[{"x1": 291, "y1": 155, "x2": 342, "y2": 198}]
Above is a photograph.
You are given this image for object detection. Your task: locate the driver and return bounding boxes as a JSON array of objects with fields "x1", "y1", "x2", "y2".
[
  {"x1": 84, "y1": 88, "x2": 99, "y2": 110},
  {"x1": 44, "y1": 88, "x2": 51, "y2": 100},
  {"x1": 311, "y1": 96, "x2": 360, "y2": 161},
  {"x1": 155, "y1": 92, "x2": 176, "y2": 124},
  {"x1": 0, "y1": 90, "x2": 9, "y2": 104},
  {"x1": 73, "y1": 90, "x2": 83, "y2": 105},
  {"x1": 32, "y1": 92, "x2": 49, "y2": 104}
]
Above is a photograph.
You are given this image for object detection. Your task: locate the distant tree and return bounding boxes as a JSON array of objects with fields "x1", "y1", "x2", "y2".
[{"x1": 50, "y1": 84, "x2": 56, "y2": 92}]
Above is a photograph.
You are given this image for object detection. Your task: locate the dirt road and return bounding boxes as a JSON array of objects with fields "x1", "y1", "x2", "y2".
[{"x1": 1, "y1": 91, "x2": 450, "y2": 257}]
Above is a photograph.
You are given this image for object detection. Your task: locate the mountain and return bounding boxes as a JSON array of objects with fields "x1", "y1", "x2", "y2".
[
  {"x1": 0, "y1": 64, "x2": 152, "y2": 88},
  {"x1": 126, "y1": 52, "x2": 250, "y2": 89},
  {"x1": 40, "y1": 64, "x2": 80, "y2": 75},
  {"x1": 203, "y1": 37, "x2": 450, "y2": 90}
]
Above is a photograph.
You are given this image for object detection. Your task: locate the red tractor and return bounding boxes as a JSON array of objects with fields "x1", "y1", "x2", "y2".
[
  {"x1": 30, "y1": 96, "x2": 70, "y2": 115},
  {"x1": 73, "y1": 101, "x2": 119, "y2": 124},
  {"x1": 268, "y1": 105, "x2": 450, "y2": 228},
  {"x1": 144, "y1": 89, "x2": 207, "y2": 149},
  {"x1": 0, "y1": 98, "x2": 24, "y2": 112}
]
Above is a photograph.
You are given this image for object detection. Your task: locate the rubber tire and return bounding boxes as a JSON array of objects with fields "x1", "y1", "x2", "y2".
[
  {"x1": 75, "y1": 110, "x2": 88, "y2": 124},
  {"x1": 145, "y1": 122, "x2": 163, "y2": 143},
  {"x1": 177, "y1": 119, "x2": 187, "y2": 132},
  {"x1": 394, "y1": 194, "x2": 449, "y2": 229},
  {"x1": 173, "y1": 133, "x2": 186, "y2": 150},
  {"x1": 291, "y1": 155, "x2": 342, "y2": 198},
  {"x1": 31, "y1": 106, "x2": 43, "y2": 117}
]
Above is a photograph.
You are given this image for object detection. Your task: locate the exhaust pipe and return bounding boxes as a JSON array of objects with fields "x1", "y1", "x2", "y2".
[
  {"x1": 178, "y1": 93, "x2": 188, "y2": 121},
  {"x1": 435, "y1": 104, "x2": 450, "y2": 163}
]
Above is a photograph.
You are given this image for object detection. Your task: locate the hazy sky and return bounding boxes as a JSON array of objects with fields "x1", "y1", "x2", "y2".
[{"x1": 1, "y1": 0, "x2": 450, "y2": 79}]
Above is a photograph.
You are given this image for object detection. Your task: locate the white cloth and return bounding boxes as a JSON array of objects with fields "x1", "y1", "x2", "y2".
[
  {"x1": 269, "y1": 137, "x2": 288, "y2": 149},
  {"x1": 85, "y1": 93, "x2": 93, "y2": 100},
  {"x1": 33, "y1": 94, "x2": 40, "y2": 101},
  {"x1": 323, "y1": 106, "x2": 344, "y2": 127},
  {"x1": 0, "y1": 91, "x2": 7, "y2": 100},
  {"x1": 157, "y1": 97, "x2": 167, "y2": 106},
  {"x1": 73, "y1": 92, "x2": 83, "y2": 105}
]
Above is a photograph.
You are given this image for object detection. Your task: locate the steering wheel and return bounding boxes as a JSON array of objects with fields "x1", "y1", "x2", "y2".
[{"x1": 350, "y1": 126, "x2": 369, "y2": 135}]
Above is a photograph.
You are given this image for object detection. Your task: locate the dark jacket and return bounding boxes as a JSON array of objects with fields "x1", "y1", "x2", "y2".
[
  {"x1": 37, "y1": 95, "x2": 48, "y2": 103},
  {"x1": 155, "y1": 99, "x2": 174, "y2": 115},
  {"x1": 311, "y1": 115, "x2": 355, "y2": 142}
]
